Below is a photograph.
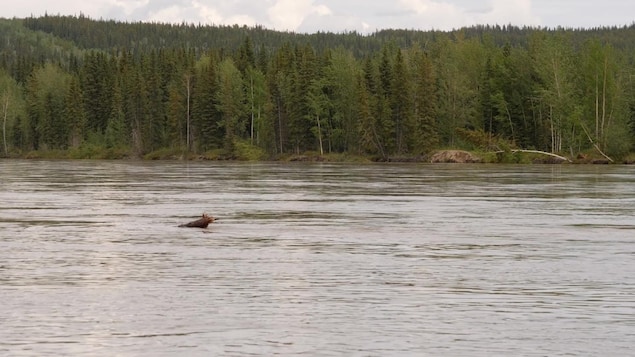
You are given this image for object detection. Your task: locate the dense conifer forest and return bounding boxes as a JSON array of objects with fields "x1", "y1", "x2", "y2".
[{"x1": 1, "y1": 14, "x2": 635, "y2": 161}]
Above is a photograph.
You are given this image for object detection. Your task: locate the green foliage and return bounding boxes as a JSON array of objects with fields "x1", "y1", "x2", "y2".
[
  {"x1": 1, "y1": 15, "x2": 635, "y2": 161},
  {"x1": 24, "y1": 63, "x2": 72, "y2": 150},
  {"x1": 321, "y1": 48, "x2": 360, "y2": 153},
  {"x1": 0, "y1": 69, "x2": 26, "y2": 155},
  {"x1": 192, "y1": 52, "x2": 222, "y2": 151},
  {"x1": 408, "y1": 48, "x2": 438, "y2": 154},
  {"x1": 495, "y1": 150, "x2": 530, "y2": 164},
  {"x1": 81, "y1": 51, "x2": 117, "y2": 137},
  {"x1": 65, "y1": 76, "x2": 86, "y2": 148},
  {"x1": 216, "y1": 57, "x2": 247, "y2": 154},
  {"x1": 456, "y1": 128, "x2": 500, "y2": 150},
  {"x1": 603, "y1": 125, "x2": 631, "y2": 160},
  {"x1": 233, "y1": 139, "x2": 267, "y2": 161},
  {"x1": 68, "y1": 143, "x2": 129, "y2": 159},
  {"x1": 143, "y1": 147, "x2": 183, "y2": 160},
  {"x1": 105, "y1": 80, "x2": 127, "y2": 149}
]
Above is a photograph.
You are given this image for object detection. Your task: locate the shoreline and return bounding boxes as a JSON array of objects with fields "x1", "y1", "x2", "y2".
[{"x1": 2, "y1": 149, "x2": 633, "y2": 165}]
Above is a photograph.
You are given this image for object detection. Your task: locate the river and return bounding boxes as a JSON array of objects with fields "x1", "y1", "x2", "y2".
[{"x1": 1, "y1": 160, "x2": 634, "y2": 356}]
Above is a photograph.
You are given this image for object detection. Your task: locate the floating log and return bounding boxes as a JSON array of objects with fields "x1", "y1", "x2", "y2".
[{"x1": 179, "y1": 213, "x2": 215, "y2": 228}]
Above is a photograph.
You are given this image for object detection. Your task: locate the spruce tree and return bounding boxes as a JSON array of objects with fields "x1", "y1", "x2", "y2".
[{"x1": 64, "y1": 76, "x2": 86, "y2": 148}]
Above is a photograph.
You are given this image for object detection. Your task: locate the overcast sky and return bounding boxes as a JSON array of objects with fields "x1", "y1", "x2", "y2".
[{"x1": 2, "y1": 0, "x2": 634, "y2": 33}]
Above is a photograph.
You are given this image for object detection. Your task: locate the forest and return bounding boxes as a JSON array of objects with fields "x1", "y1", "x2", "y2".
[{"x1": 1, "y1": 14, "x2": 635, "y2": 161}]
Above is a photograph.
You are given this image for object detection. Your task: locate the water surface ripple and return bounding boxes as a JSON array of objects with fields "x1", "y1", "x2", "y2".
[{"x1": 1, "y1": 160, "x2": 634, "y2": 356}]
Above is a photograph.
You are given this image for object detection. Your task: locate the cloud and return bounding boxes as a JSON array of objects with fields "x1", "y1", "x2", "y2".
[
  {"x1": 258, "y1": 0, "x2": 539, "y2": 33},
  {"x1": 474, "y1": 0, "x2": 540, "y2": 27},
  {"x1": 141, "y1": 0, "x2": 259, "y2": 27},
  {"x1": 5, "y1": 0, "x2": 631, "y2": 34},
  {"x1": 298, "y1": 13, "x2": 366, "y2": 34},
  {"x1": 399, "y1": 0, "x2": 460, "y2": 15},
  {"x1": 397, "y1": 0, "x2": 467, "y2": 29},
  {"x1": 146, "y1": 5, "x2": 195, "y2": 23},
  {"x1": 191, "y1": 0, "x2": 224, "y2": 24},
  {"x1": 267, "y1": 0, "x2": 332, "y2": 32},
  {"x1": 396, "y1": 0, "x2": 539, "y2": 30},
  {"x1": 7, "y1": 0, "x2": 117, "y2": 19},
  {"x1": 225, "y1": 14, "x2": 258, "y2": 27},
  {"x1": 113, "y1": 0, "x2": 150, "y2": 16}
]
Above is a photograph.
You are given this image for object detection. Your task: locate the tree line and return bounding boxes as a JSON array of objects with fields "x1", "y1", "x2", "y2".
[{"x1": 1, "y1": 15, "x2": 635, "y2": 160}]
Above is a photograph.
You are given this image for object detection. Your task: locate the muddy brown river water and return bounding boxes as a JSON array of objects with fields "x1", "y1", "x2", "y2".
[{"x1": 1, "y1": 160, "x2": 634, "y2": 356}]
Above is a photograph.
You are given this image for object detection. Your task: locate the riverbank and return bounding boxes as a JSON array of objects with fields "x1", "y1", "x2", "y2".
[{"x1": 3, "y1": 147, "x2": 635, "y2": 164}]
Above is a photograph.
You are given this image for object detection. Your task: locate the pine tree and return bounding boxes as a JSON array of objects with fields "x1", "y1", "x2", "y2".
[
  {"x1": 25, "y1": 63, "x2": 70, "y2": 150},
  {"x1": 65, "y1": 76, "x2": 86, "y2": 148},
  {"x1": 216, "y1": 57, "x2": 246, "y2": 156},
  {"x1": 357, "y1": 58, "x2": 385, "y2": 157},
  {"x1": 389, "y1": 48, "x2": 412, "y2": 154},
  {"x1": 105, "y1": 79, "x2": 127, "y2": 149},
  {"x1": 142, "y1": 51, "x2": 167, "y2": 152},
  {"x1": 43, "y1": 91, "x2": 67, "y2": 149},
  {"x1": 288, "y1": 44, "x2": 317, "y2": 154},
  {"x1": 267, "y1": 43, "x2": 294, "y2": 154},
  {"x1": 322, "y1": 48, "x2": 360, "y2": 153},
  {"x1": 125, "y1": 64, "x2": 151, "y2": 156},
  {"x1": 24, "y1": 72, "x2": 42, "y2": 150},
  {"x1": 81, "y1": 51, "x2": 114, "y2": 135},
  {"x1": 236, "y1": 36, "x2": 255, "y2": 74},
  {"x1": 192, "y1": 52, "x2": 223, "y2": 151},
  {"x1": 410, "y1": 50, "x2": 438, "y2": 154},
  {"x1": 165, "y1": 76, "x2": 187, "y2": 150},
  {"x1": 376, "y1": 47, "x2": 395, "y2": 155}
]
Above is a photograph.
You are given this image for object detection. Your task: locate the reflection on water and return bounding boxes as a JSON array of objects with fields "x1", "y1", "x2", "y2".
[{"x1": 1, "y1": 160, "x2": 634, "y2": 356}]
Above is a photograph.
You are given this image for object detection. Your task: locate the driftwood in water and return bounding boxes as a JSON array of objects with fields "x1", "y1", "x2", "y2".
[{"x1": 179, "y1": 213, "x2": 215, "y2": 228}]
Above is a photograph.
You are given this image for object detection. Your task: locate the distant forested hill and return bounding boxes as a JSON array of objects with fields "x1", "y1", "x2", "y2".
[
  {"x1": 1, "y1": 14, "x2": 634, "y2": 161},
  {"x1": 17, "y1": 15, "x2": 635, "y2": 55}
]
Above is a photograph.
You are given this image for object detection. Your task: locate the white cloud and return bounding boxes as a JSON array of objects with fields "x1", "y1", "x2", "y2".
[
  {"x1": 474, "y1": 0, "x2": 540, "y2": 27},
  {"x1": 225, "y1": 14, "x2": 257, "y2": 27},
  {"x1": 146, "y1": 1, "x2": 254, "y2": 26},
  {"x1": 398, "y1": 0, "x2": 468, "y2": 30},
  {"x1": 400, "y1": 0, "x2": 460, "y2": 16},
  {"x1": 396, "y1": 0, "x2": 540, "y2": 30},
  {"x1": 267, "y1": 0, "x2": 332, "y2": 32},
  {"x1": 267, "y1": 0, "x2": 311, "y2": 31},
  {"x1": 2, "y1": 0, "x2": 633, "y2": 33},
  {"x1": 143, "y1": 0, "x2": 224, "y2": 25},
  {"x1": 5, "y1": 0, "x2": 113, "y2": 18},
  {"x1": 192, "y1": 0, "x2": 223, "y2": 24},
  {"x1": 113, "y1": 0, "x2": 150, "y2": 16},
  {"x1": 297, "y1": 13, "x2": 356, "y2": 33},
  {"x1": 314, "y1": 4, "x2": 332, "y2": 16},
  {"x1": 147, "y1": 5, "x2": 187, "y2": 23}
]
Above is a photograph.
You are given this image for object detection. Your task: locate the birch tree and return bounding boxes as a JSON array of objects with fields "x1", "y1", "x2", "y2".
[{"x1": 530, "y1": 33, "x2": 577, "y2": 154}]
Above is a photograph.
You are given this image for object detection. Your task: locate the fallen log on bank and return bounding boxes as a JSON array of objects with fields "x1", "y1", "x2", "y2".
[
  {"x1": 578, "y1": 122, "x2": 614, "y2": 163},
  {"x1": 508, "y1": 149, "x2": 572, "y2": 163}
]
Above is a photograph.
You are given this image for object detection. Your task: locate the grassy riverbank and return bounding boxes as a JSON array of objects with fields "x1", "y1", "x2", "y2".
[{"x1": 6, "y1": 145, "x2": 635, "y2": 165}]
